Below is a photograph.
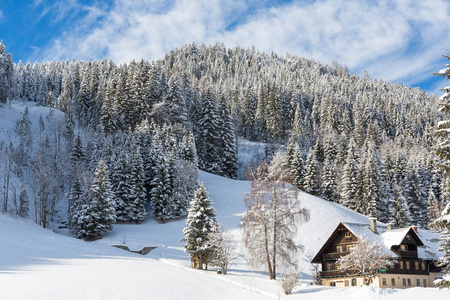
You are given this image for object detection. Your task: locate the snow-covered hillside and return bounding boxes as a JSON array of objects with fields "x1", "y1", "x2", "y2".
[{"x1": 1, "y1": 169, "x2": 449, "y2": 299}]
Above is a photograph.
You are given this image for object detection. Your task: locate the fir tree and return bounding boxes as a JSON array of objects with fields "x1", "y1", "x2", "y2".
[
  {"x1": 129, "y1": 147, "x2": 147, "y2": 223},
  {"x1": 390, "y1": 184, "x2": 410, "y2": 227},
  {"x1": 182, "y1": 182, "x2": 217, "y2": 269},
  {"x1": 219, "y1": 98, "x2": 238, "y2": 179},
  {"x1": 151, "y1": 155, "x2": 173, "y2": 223},
  {"x1": 303, "y1": 146, "x2": 320, "y2": 195},
  {"x1": 77, "y1": 160, "x2": 116, "y2": 241},
  {"x1": 321, "y1": 157, "x2": 337, "y2": 202},
  {"x1": 360, "y1": 141, "x2": 381, "y2": 218},
  {"x1": 18, "y1": 188, "x2": 29, "y2": 218},
  {"x1": 68, "y1": 178, "x2": 86, "y2": 236},
  {"x1": 340, "y1": 140, "x2": 359, "y2": 210}
]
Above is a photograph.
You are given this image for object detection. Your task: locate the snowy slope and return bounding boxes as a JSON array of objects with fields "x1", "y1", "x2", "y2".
[
  {"x1": 1, "y1": 172, "x2": 450, "y2": 299},
  {"x1": 0, "y1": 102, "x2": 449, "y2": 299}
]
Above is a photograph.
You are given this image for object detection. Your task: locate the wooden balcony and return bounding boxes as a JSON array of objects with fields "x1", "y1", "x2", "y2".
[
  {"x1": 322, "y1": 252, "x2": 349, "y2": 260},
  {"x1": 398, "y1": 250, "x2": 417, "y2": 258},
  {"x1": 320, "y1": 269, "x2": 359, "y2": 278}
]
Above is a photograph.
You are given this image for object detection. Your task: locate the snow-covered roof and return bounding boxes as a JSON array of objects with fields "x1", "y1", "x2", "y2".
[{"x1": 338, "y1": 222, "x2": 442, "y2": 260}]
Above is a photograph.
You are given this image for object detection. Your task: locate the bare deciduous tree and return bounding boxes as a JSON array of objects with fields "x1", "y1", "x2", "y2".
[
  {"x1": 337, "y1": 237, "x2": 396, "y2": 285},
  {"x1": 241, "y1": 155, "x2": 309, "y2": 280},
  {"x1": 209, "y1": 224, "x2": 239, "y2": 275}
]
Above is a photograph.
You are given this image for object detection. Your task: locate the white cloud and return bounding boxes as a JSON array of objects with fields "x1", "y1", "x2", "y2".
[{"x1": 38, "y1": 0, "x2": 450, "y2": 88}]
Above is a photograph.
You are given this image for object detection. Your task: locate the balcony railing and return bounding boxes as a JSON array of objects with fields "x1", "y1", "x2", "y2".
[
  {"x1": 320, "y1": 270, "x2": 360, "y2": 278},
  {"x1": 398, "y1": 250, "x2": 417, "y2": 258},
  {"x1": 322, "y1": 252, "x2": 349, "y2": 260}
]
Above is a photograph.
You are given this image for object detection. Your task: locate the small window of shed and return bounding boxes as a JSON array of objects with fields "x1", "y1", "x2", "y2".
[{"x1": 345, "y1": 232, "x2": 351, "y2": 238}]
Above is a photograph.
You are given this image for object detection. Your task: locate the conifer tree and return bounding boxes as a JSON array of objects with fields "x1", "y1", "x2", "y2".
[
  {"x1": 68, "y1": 178, "x2": 86, "y2": 236},
  {"x1": 340, "y1": 140, "x2": 359, "y2": 210},
  {"x1": 77, "y1": 160, "x2": 116, "y2": 240},
  {"x1": 197, "y1": 86, "x2": 220, "y2": 173},
  {"x1": 18, "y1": 188, "x2": 29, "y2": 218},
  {"x1": 303, "y1": 146, "x2": 320, "y2": 195},
  {"x1": 361, "y1": 141, "x2": 381, "y2": 217},
  {"x1": 70, "y1": 134, "x2": 86, "y2": 177},
  {"x1": 219, "y1": 98, "x2": 238, "y2": 179},
  {"x1": 290, "y1": 143, "x2": 304, "y2": 190},
  {"x1": 432, "y1": 49, "x2": 450, "y2": 287},
  {"x1": 129, "y1": 147, "x2": 147, "y2": 223},
  {"x1": 390, "y1": 184, "x2": 410, "y2": 227},
  {"x1": 321, "y1": 157, "x2": 337, "y2": 202},
  {"x1": 151, "y1": 155, "x2": 173, "y2": 223},
  {"x1": 182, "y1": 182, "x2": 217, "y2": 269}
]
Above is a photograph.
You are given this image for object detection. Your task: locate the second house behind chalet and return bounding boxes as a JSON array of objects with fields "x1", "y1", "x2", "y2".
[{"x1": 312, "y1": 218, "x2": 442, "y2": 288}]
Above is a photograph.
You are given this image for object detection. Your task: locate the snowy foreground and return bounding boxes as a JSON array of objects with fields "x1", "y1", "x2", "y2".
[{"x1": 1, "y1": 171, "x2": 450, "y2": 299}]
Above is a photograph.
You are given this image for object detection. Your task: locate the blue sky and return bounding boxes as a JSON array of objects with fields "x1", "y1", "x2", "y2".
[{"x1": 0, "y1": 0, "x2": 449, "y2": 95}]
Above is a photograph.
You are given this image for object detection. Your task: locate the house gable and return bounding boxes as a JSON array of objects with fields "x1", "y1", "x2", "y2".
[{"x1": 311, "y1": 223, "x2": 357, "y2": 263}]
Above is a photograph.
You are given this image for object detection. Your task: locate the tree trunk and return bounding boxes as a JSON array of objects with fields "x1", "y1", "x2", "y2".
[{"x1": 264, "y1": 223, "x2": 274, "y2": 279}]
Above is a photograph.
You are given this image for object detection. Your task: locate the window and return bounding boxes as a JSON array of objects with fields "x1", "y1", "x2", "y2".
[
  {"x1": 423, "y1": 279, "x2": 427, "y2": 287},
  {"x1": 327, "y1": 263, "x2": 333, "y2": 271},
  {"x1": 351, "y1": 279, "x2": 357, "y2": 286},
  {"x1": 402, "y1": 278, "x2": 407, "y2": 286},
  {"x1": 345, "y1": 280, "x2": 349, "y2": 287},
  {"x1": 399, "y1": 261, "x2": 404, "y2": 269},
  {"x1": 391, "y1": 278, "x2": 396, "y2": 286},
  {"x1": 415, "y1": 262, "x2": 419, "y2": 270},
  {"x1": 330, "y1": 282, "x2": 336, "y2": 286},
  {"x1": 406, "y1": 261, "x2": 410, "y2": 270},
  {"x1": 407, "y1": 278, "x2": 411, "y2": 286},
  {"x1": 421, "y1": 262, "x2": 426, "y2": 270},
  {"x1": 400, "y1": 244, "x2": 408, "y2": 251},
  {"x1": 382, "y1": 278, "x2": 387, "y2": 286},
  {"x1": 345, "y1": 232, "x2": 351, "y2": 238},
  {"x1": 337, "y1": 246, "x2": 343, "y2": 253},
  {"x1": 416, "y1": 279, "x2": 420, "y2": 286},
  {"x1": 347, "y1": 245, "x2": 354, "y2": 252}
]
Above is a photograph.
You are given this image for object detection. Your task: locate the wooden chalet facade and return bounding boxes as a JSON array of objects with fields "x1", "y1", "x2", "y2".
[{"x1": 312, "y1": 219, "x2": 442, "y2": 288}]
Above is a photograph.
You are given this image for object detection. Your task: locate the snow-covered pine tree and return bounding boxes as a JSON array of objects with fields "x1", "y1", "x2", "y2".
[
  {"x1": 428, "y1": 185, "x2": 443, "y2": 225},
  {"x1": 321, "y1": 157, "x2": 337, "y2": 202},
  {"x1": 14, "y1": 107, "x2": 32, "y2": 150},
  {"x1": 290, "y1": 143, "x2": 304, "y2": 190},
  {"x1": 219, "y1": 97, "x2": 238, "y2": 179},
  {"x1": 70, "y1": 134, "x2": 87, "y2": 178},
  {"x1": 129, "y1": 147, "x2": 147, "y2": 223},
  {"x1": 360, "y1": 141, "x2": 381, "y2": 218},
  {"x1": 434, "y1": 48, "x2": 450, "y2": 176},
  {"x1": 18, "y1": 188, "x2": 29, "y2": 218},
  {"x1": 182, "y1": 182, "x2": 217, "y2": 269},
  {"x1": 77, "y1": 160, "x2": 116, "y2": 241},
  {"x1": 432, "y1": 202, "x2": 450, "y2": 288},
  {"x1": 112, "y1": 147, "x2": 132, "y2": 222},
  {"x1": 432, "y1": 49, "x2": 450, "y2": 287},
  {"x1": 390, "y1": 183, "x2": 410, "y2": 227},
  {"x1": 197, "y1": 85, "x2": 221, "y2": 174},
  {"x1": 151, "y1": 154, "x2": 173, "y2": 223},
  {"x1": 303, "y1": 146, "x2": 320, "y2": 195},
  {"x1": 68, "y1": 178, "x2": 86, "y2": 236},
  {"x1": 340, "y1": 139, "x2": 359, "y2": 210}
]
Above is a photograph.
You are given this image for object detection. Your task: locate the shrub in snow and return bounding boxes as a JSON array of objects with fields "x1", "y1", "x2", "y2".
[
  {"x1": 208, "y1": 223, "x2": 239, "y2": 275},
  {"x1": 280, "y1": 272, "x2": 300, "y2": 295}
]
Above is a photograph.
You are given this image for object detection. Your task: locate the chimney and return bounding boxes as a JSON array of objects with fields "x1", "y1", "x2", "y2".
[
  {"x1": 369, "y1": 217, "x2": 378, "y2": 233},
  {"x1": 412, "y1": 226, "x2": 418, "y2": 232},
  {"x1": 387, "y1": 223, "x2": 393, "y2": 231}
]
